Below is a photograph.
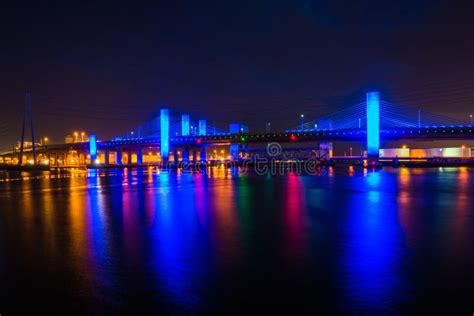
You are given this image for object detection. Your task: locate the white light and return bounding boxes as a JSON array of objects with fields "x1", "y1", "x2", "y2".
[
  {"x1": 94, "y1": 159, "x2": 101, "y2": 165},
  {"x1": 43, "y1": 160, "x2": 50, "y2": 165}
]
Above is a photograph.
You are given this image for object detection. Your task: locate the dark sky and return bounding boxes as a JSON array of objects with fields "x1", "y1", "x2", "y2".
[{"x1": 0, "y1": 0, "x2": 473, "y2": 149}]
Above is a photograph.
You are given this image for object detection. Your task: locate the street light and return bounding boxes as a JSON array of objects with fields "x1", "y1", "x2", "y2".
[
  {"x1": 73, "y1": 132, "x2": 78, "y2": 142},
  {"x1": 43, "y1": 137, "x2": 49, "y2": 146},
  {"x1": 300, "y1": 114, "x2": 304, "y2": 131},
  {"x1": 81, "y1": 132, "x2": 85, "y2": 142},
  {"x1": 470, "y1": 114, "x2": 473, "y2": 124}
]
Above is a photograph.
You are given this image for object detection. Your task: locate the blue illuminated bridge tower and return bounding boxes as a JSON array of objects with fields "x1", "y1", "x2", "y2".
[{"x1": 366, "y1": 91, "x2": 380, "y2": 162}]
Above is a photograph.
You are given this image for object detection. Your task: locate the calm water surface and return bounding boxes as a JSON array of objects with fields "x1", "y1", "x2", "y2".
[{"x1": 0, "y1": 167, "x2": 473, "y2": 314}]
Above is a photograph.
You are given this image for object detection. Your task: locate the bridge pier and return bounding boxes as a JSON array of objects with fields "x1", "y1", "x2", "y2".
[
  {"x1": 160, "y1": 108, "x2": 170, "y2": 166},
  {"x1": 104, "y1": 150, "x2": 110, "y2": 165},
  {"x1": 137, "y1": 149, "x2": 143, "y2": 165},
  {"x1": 116, "y1": 150, "x2": 122, "y2": 166},
  {"x1": 182, "y1": 147, "x2": 190, "y2": 163},
  {"x1": 89, "y1": 134, "x2": 97, "y2": 163},
  {"x1": 366, "y1": 91, "x2": 380, "y2": 162},
  {"x1": 200, "y1": 146, "x2": 207, "y2": 161},
  {"x1": 172, "y1": 149, "x2": 179, "y2": 164},
  {"x1": 230, "y1": 144, "x2": 240, "y2": 161}
]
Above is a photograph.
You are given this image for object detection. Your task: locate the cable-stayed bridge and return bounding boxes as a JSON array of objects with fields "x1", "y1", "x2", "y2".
[
  {"x1": 1, "y1": 91, "x2": 473, "y2": 168},
  {"x1": 291, "y1": 100, "x2": 469, "y2": 131}
]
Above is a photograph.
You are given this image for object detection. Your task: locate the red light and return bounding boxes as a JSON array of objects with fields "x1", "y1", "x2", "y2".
[
  {"x1": 196, "y1": 138, "x2": 202, "y2": 144},
  {"x1": 290, "y1": 134, "x2": 297, "y2": 141}
]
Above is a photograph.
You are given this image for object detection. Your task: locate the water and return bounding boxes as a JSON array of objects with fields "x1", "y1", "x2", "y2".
[{"x1": 0, "y1": 167, "x2": 473, "y2": 314}]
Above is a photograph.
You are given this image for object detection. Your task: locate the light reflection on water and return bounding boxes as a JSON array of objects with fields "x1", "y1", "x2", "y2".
[{"x1": 0, "y1": 167, "x2": 474, "y2": 314}]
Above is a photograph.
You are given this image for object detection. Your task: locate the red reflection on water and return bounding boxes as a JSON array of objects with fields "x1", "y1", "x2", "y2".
[
  {"x1": 283, "y1": 173, "x2": 308, "y2": 264},
  {"x1": 122, "y1": 185, "x2": 141, "y2": 260}
]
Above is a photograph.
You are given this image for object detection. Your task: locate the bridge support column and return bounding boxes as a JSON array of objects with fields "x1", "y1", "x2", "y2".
[
  {"x1": 104, "y1": 150, "x2": 110, "y2": 165},
  {"x1": 230, "y1": 144, "x2": 240, "y2": 161},
  {"x1": 116, "y1": 150, "x2": 122, "y2": 166},
  {"x1": 137, "y1": 149, "x2": 143, "y2": 165},
  {"x1": 89, "y1": 134, "x2": 97, "y2": 163},
  {"x1": 199, "y1": 120, "x2": 207, "y2": 136},
  {"x1": 182, "y1": 147, "x2": 190, "y2": 163},
  {"x1": 366, "y1": 91, "x2": 380, "y2": 162},
  {"x1": 160, "y1": 108, "x2": 170, "y2": 165},
  {"x1": 172, "y1": 149, "x2": 179, "y2": 164},
  {"x1": 200, "y1": 146, "x2": 207, "y2": 161},
  {"x1": 182, "y1": 115, "x2": 190, "y2": 136}
]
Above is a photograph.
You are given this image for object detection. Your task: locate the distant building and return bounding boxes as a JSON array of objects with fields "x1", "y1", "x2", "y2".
[{"x1": 65, "y1": 132, "x2": 90, "y2": 144}]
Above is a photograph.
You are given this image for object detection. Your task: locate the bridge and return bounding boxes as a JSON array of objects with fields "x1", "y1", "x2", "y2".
[{"x1": 1, "y1": 91, "x2": 473, "y2": 168}]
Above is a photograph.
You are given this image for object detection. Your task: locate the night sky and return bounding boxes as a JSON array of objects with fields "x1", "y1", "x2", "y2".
[{"x1": 1, "y1": 0, "x2": 473, "y2": 149}]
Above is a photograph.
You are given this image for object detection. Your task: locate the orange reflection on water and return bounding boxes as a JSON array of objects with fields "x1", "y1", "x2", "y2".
[
  {"x1": 397, "y1": 168, "x2": 417, "y2": 248},
  {"x1": 68, "y1": 176, "x2": 91, "y2": 288},
  {"x1": 209, "y1": 173, "x2": 241, "y2": 269},
  {"x1": 447, "y1": 167, "x2": 472, "y2": 261}
]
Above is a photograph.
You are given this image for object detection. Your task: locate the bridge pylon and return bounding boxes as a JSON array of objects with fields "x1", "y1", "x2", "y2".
[{"x1": 366, "y1": 91, "x2": 380, "y2": 162}]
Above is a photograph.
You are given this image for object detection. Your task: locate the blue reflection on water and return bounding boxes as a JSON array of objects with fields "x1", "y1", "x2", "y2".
[
  {"x1": 149, "y1": 172, "x2": 208, "y2": 311},
  {"x1": 340, "y1": 170, "x2": 407, "y2": 312},
  {"x1": 85, "y1": 174, "x2": 118, "y2": 302}
]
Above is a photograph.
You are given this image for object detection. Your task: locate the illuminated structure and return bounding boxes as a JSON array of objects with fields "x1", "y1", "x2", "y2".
[
  {"x1": 199, "y1": 120, "x2": 207, "y2": 136},
  {"x1": 229, "y1": 123, "x2": 241, "y2": 161},
  {"x1": 366, "y1": 91, "x2": 380, "y2": 159},
  {"x1": 89, "y1": 134, "x2": 97, "y2": 162},
  {"x1": 160, "y1": 108, "x2": 170, "y2": 162},
  {"x1": 182, "y1": 115, "x2": 190, "y2": 136},
  {"x1": 3, "y1": 92, "x2": 474, "y2": 168}
]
